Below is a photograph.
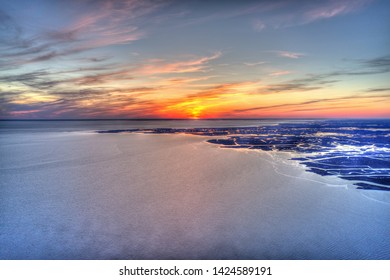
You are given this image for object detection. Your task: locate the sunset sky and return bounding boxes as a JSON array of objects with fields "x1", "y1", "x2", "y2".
[{"x1": 0, "y1": 0, "x2": 389, "y2": 119}]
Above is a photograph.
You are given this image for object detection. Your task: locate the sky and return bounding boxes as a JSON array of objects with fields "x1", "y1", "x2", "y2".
[{"x1": 0, "y1": 0, "x2": 389, "y2": 119}]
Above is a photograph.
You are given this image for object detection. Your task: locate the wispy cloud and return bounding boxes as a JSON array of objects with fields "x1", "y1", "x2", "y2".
[
  {"x1": 161, "y1": 76, "x2": 214, "y2": 87},
  {"x1": 365, "y1": 87, "x2": 390, "y2": 92},
  {"x1": 359, "y1": 55, "x2": 390, "y2": 74},
  {"x1": 0, "y1": 0, "x2": 166, "y2": 70},
  {"x1": 135, "y1": 52, "x2": 222, "y2": 75},
  {"x1": 260, "y1": 74, "x2": 338, "y2": 93},
  {"x1": 260, "y1": 55, "x2": 390, "y2": 94},
  {"x1": 314, "y1": 55, "x2": 390, "y2": 77},
  {"x1": 188, "y1": 81, "x2": 260, "y2": 99},
  {"x1": 239, "y1": 54, "x2": 390, "y2": 96},
  {"x1": 234, "y1": 93, "x2": 390, "y2": 113},
  {"x1": 0, "y1": 86, "x2": 162, "y2": 119},
  {"x1": 265, "y1": 83, "x2": 322, "y2": 93},
  {"x1": 276, "y1": 51, "x2": 305, "y2": 59},
  {"x1": 249, "y1": 0, "x2": 372, "y2": 30},
  {"x1": 303, "y1": 0, "x2": 371, "y2": 23},
  {"x1": 73, "y1": 69, "x2": 133, "y2": 85},
  {"x1": 58, "y1": 0, "x2": 164, "y2": 49},
  {"x1": 0, "y1": 70, "x2": 64, "y2": 90},
  {"x1": 244, "y1": 61, "x2": 266, "y2": 66},
  {"x1": 253, "y1": 20, "x2": 266, "y2": 32},
  {"x1": 269, "y1": 70, "x2": 291, "y2": 76}
]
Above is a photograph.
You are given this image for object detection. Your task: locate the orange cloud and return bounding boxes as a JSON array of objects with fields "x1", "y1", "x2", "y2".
[{"x1": 157, "y1": 81, "x2": 261, "y2": 119}]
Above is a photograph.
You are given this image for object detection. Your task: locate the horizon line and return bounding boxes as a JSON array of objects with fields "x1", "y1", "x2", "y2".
[{"x1": 1, "y1": 117, "x2": 389, "y2": 121}]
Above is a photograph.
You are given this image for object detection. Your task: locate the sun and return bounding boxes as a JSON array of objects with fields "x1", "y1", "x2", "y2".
[
  {"x1": 189, "y1": 105, "x2": 205, "y2": 119},
  {"x1": 159, "y1": 100, "x2": 211, "y2": 119}
]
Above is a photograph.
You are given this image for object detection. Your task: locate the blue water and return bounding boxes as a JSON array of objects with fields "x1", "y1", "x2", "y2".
[{"x1": 1, "y1": 119, "x2": 389, "y2": 260}]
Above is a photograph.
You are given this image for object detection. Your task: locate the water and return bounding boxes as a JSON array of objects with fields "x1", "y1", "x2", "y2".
[{"x1": 1, "y1": 119, "x2": 389, "y2": 259}]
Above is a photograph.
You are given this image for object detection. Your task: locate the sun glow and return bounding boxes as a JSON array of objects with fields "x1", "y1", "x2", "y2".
[{"x1": 189, "y1": 105, "x2": 205, "y2": 119}]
